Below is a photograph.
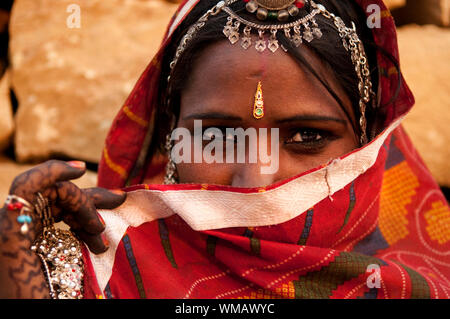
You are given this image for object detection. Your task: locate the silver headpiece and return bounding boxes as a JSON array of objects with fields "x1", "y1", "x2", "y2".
[{"x1": 168, "y1": 0, "x2": 374, "y2": 145}]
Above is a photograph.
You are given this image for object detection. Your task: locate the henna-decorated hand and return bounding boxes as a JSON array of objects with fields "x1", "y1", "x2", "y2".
[{"x1": 0, "y1": 160, "x2": 127, "y2": 298}]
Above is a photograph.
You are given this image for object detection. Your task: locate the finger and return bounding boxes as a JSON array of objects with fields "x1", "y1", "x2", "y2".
[
  {"x1": 9, "y1": 160, "x2": 87, "y2": 201},
  {"x1": 83, "y1": 188, "x2": 127, "y2": 210},
  {"x1": 52, "y1": 181, "x2": 105, "y2": 235},
  {"x1": 74, "y1": 229, "x2": 108, "y2": 255}
]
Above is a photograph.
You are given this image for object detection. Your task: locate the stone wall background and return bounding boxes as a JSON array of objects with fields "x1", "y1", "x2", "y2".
[{"x1": 0, "y1": 0, "x2": 449, "y2": 201}]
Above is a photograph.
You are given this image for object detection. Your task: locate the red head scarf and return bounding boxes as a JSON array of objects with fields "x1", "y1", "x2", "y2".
[
  {"x1": 97, "y1": 0, "x2": 415, "y2": 188},
  {"x1": 83, "y1": 0, "x2": 450, "y2": 299}
]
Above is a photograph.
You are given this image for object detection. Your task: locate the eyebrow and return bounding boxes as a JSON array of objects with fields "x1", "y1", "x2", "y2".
[
  {"x1": 183, "y1": 112, "x2": 243, "y2": 121},
  {"x1": 275, "y1": 114, "x2": 347, "y2": 125},
  {"x1": 183, "y1": 112, "x2": 346, "y2": 125}
]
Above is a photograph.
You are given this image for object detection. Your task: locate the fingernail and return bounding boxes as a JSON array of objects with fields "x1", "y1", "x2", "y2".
[
  {"x1": 110, "y1": 189, "x2": 125, "y2": 196},
  {"x1": 67, "y1": 161, "x2": 86, "y2": 169}
]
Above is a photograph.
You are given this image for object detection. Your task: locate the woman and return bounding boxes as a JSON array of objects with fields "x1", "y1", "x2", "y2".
[{"x1": 0, "y1": 0, "x2": 449, "y2": 299}]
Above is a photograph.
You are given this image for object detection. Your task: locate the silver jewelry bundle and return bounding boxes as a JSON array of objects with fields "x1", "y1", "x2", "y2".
[
  {"x1": 168, "y1": 0, "x2": 374, "y2": 147},
  {"x1": 31, "y1": 193, "x2": 84, "y2": 299}
]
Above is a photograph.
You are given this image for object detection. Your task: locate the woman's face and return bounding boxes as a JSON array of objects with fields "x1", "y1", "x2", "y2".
[{"x1": 175, "y1": 40, "x2": 358, "y2": 188}]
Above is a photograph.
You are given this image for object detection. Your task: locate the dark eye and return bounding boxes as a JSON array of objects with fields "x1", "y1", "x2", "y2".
[{"x1": 285, "y1": 129, "x2": 325, "y2": 144}]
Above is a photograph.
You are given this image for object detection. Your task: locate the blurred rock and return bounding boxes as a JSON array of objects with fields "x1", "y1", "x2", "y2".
[
  {"x1": 0, "y1": 156, "x2": 98, "y2": 202},
  {"x1": 399, "y1": 24, "x2": 450, "y2": 187},
  {"x1": 9, "y1": 0, "x2": 178, "y2": 163},
  {"x1": 0, "y1": 70, "x2": 14, "y2": 151},
  {"x1": 392, "y1": 0, "x2": 450, "y2": 27},
  {"x1": 384, "y1": 0, "x2": 406, "y2": 10}
]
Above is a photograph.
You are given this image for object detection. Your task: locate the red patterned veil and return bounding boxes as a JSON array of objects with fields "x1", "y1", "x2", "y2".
[{"x1": 81, "y1": 0, "x2": 450, "y2": 299}]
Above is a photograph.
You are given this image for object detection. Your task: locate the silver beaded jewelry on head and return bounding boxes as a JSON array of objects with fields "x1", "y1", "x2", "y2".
[{"x1": 167, "y1": 0, "x2": 375, "y2": 145}]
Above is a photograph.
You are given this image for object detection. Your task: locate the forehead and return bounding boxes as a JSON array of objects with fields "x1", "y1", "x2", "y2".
[{"x1": 180, "y1": 40, "x2": 352, "y2": 121}]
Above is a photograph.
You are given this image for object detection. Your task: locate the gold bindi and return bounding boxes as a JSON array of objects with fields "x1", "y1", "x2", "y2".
[{"x1": 253, "y1": 81, "x2": 265, "y2": 119}]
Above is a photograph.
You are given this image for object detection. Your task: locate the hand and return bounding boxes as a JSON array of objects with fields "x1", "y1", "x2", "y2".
[
  {"x1": 0, "y1": 159, "x2": 126, "y2": 298},
  {"x1": 9, "y1": 159, "x2": 126, "y2": 253}
]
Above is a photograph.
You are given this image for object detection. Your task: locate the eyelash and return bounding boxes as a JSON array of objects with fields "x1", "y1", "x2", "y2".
[
  {"x1": 201, "y1": 127, "x2": 335, "y2": 151},
  {"x1": 284, "y1": 128, "x2": 337, "y2": 153},
  {"x1": 285, "y1": 128, "x2": 326, "y2": 143}
]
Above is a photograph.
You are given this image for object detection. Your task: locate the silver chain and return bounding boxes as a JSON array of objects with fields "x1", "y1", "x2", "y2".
[{"x1": 167, "y1": 0, "x2": 374, "y2": 146}]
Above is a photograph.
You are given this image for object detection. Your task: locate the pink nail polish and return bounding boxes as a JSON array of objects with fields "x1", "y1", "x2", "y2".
[
  {"x1": 67, "y1": 161, "x2": 86, "y2": 169},
  {"x1": 110, "y1": 189, "x2": 125, "y2": 195}
]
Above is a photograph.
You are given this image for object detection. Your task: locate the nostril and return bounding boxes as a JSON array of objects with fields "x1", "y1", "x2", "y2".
[{"x1": 230, "y1": 165, "x2": 276, "y2": 188}]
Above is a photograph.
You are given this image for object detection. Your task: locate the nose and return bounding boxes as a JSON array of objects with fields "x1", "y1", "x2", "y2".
[
  {"x1": 231, "y1": 163, "x2": 277, "y2": 188},
  {"x1": 229, "y1": 127, "x2": 279, "y2": 188}
]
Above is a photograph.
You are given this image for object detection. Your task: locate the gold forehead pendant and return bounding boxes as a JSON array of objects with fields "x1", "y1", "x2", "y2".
[{"x1": 253, "y1": 81, "x2": 265, "y2": 119}]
